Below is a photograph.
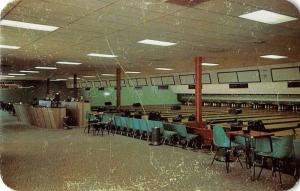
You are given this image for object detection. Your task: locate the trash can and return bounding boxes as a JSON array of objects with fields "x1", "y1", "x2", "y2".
[{"x1": 150, "y1": 126, "x2": 161, "y2": 146}]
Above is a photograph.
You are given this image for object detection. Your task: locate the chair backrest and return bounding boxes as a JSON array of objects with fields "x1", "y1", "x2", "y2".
[
  {"x1": 125, "y1": 117, "x2": 133, "y2": 130},
  {"x1": 139, "y1": 119, "x2": 150, "y2": 133},
  {"x1": 212, "y1": 124, "x2": 230, "y2": 148},
  {"x1": 255, "y1": 137, "x2": 272, "y2": 153},
  {"x1": 271, "y1": 135, "x2": 293, "y2": 159},
  {"x1": 174, "y1": 124, "x2": 188, "y2": 138},
  {"x1": 293, "y1": 139, "x2": 300, "y2": 160},
  {"x1": 132, "y1": 118, "x2": 140, "y2": 131},
  {"x1": 114, "y1": 116, "x2": 121, "y2": 127},
  {"x1": 120, "y1": 117, "x2": 127, "y2": 128}
]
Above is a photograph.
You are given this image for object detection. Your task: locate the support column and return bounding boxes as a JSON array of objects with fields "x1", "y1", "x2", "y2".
[
  {"x1": 73, "y1": 74, "x2": 78, "y2": 99},
  {"x1": 116, "y1": 67, "x2": 121, "y2": 111},
  {"x1": 195, "y1": 56, "x2": 202, "y2": 128},
  {"x1": 46, "y1": 78, "x2": 50, "y2": 96}
]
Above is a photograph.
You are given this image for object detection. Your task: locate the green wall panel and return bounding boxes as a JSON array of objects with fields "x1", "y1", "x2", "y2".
[{"x1": 83, "y1": 86, "x2": 179, "y2": 106}]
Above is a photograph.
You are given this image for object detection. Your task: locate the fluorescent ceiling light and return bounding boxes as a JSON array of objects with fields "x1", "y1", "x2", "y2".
[
  {"x1": 83, "y1": 75, "x2": 96, "y2": 78},
  {"x1": 0, "y1": 19, "x2": 59, "y2": 31},
  {"x1": 101, "y1": 74, "x2": 116, "y2": 76},
  {"x1": 125, "y1": 71, "x2": 141, "y2": 74},
  {"x1": 260, "y1": 55, "x2": 288, "y2": 59},
  {"x1": 239, "y1": 10, "x2": 297, "y2": 24},
  {"x1": 138, "y1": 39, "x2": 176, "y2": 46},
  {"x1": 202, "y1": 63, "x2": 219, "y2": 66},
  {"x1": 0, "y1": 75, "x2": 15, "y2": 78},
  {"x1": 155, "y1": 67, "x2": 173, "y2": 71},
  {"x1": 8, "y1": 73, "x2": 26, "y2": 76},
  {"x1": 56, "y1": 61, "x2": 82, "y2": 65},
  {"x1": 35, "y1": 66, "x2": 57, "y2": 70},
  {"x1": 0, "y1": 44, "x2": 20, "y2": 49},
  {"x1": 56, "y1": 79, "x2": 67, "y2": 81},
  {"x1": 19, "y1": 70, "x2": 39, "y2": 73},
  {"x1": 87, "y1": 53, "x2": 117, "y2": 58},
  {"x1": 68, "y1": 77, "x2": 81, "y2": 79}
]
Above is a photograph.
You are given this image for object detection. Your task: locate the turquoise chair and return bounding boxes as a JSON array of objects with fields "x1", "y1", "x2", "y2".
[
  {"x1": 132, "y1": 118, "x2": 141, "y2": 138},
  {"x1": 255, "y1": 135, "x2": 293, "y2": 186},
  {"x1": 211, "y1": 124, "x2": 243, "y2": 173},
  {"x1": 161, "y1": 123, "x2": 177, "y2": 145},
  {"x1": 293, "y1": 139, "x2": 300, "y2": 179},
  {"x1": 125, "y1": 117, "x2": 134, "y2": 136},
  {"x1": 139, "y1": 119, "x2": 151, "y2": 140},
  {"x1": 114, "y1": 116, "x2": 123, "y2": 134},
  {"x1": 174, "y1": 124, "x2": 198, "y2": 148},
  {"x1": 120, "y1": 117, "x2": 128, "y2": 135},
  {"x1": 101, "y1": 113, "x2": 115, "y2": 135},
  {"x1": 84, "y1": 111, "x2": 98, "y2": 133}
]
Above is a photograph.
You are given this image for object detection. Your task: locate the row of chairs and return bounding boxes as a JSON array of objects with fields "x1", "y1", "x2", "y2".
[
  {"x1": 211, "y1": 124, "x2": 300, "y2": 186},
  {"x1": 113, "y1": 115, "x2": 199, "y2": 148},
  {"x1": 85, "y1": 112, "x2": 199, "y2": 148}
]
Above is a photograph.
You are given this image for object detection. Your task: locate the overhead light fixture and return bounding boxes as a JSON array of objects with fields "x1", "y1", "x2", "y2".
[
  {"x1": 8, "y1": 73, "x2": 26, "y2": 76},
  {"x1": 51, "y1": 79, "x2": 67, "y2": 82},
  {"x1": 56, "y1": 79, "x2": 67, "y2": 81},
  {"x1": 125, "y1": 71, "x2": 141, "y2": 74},
  {"x1": 138, "y1": 39, "x2": 176, "y2": 46},
  {"x1": 0, "y1": 75, "x2": 15, "y2": 78},
  {"x1": 68, "y1": 77, "x2": 81, "y2": 80},
  {"x1": 0, "y1": 19, "x2": 59, "y2": 31},
  {"x1": 83, "y1": 75, "x2": 96, "y2": 78},
  {"x1": 19, "y1": 70, "x2": 40, "y2": 73},
  {"x1": 35, "y1": 66, "x2": 57, "y2": 70},
  {"x1": 155, "y1": 67, "x2": 173, "y2": 71},
  {"x1": 202, "y1": 63, "x2": 219, "y2": 66},
  {"x1": 260, "y1": 55, "x2": 288, "y2": 59},
  {"x1": 239, "y1": 10, "x2": 297, "y2": 24},
  {"x1": 87, "y1": 53, "x2": 117, "y2": 58},
  {"x1": 0, "y1": 44, "x2": 20, "y2": 49},
  {"x1": 56, "y1": 61, "x2": 82, "y2": 65},
  {"x1": 101, "y1": 74, "x2": 116, "y2": 76}
]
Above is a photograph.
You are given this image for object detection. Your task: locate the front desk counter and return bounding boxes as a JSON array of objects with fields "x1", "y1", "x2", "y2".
[{"x1": 13, "y1": 104, "x2": 66, "y2": 129}]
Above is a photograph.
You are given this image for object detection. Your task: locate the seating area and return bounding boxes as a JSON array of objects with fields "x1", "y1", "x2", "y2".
[{"x1": 84, "y1": 112, "x2": 199, "y2": 148}]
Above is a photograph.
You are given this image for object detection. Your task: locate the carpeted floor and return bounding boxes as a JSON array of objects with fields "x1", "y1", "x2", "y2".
[{"x1": 0, "y1": 111, "x2": 298, "y2": 191}]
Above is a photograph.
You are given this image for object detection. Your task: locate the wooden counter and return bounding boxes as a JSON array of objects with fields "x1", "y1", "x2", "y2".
[
  {"x1": 14, "y1": 104, "x2": 66, "y2": 129},
  {"x1": 61, "y1": 101, "x2": 90, "y2": 127}
]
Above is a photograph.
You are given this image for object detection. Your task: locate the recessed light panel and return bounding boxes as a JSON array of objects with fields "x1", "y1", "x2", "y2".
[
  {"x1": 56, "y1": 61, "x2": 82, "y2": 65},
  {"x1": 0, "y1": 44, "x2": 20, "y2": 49},
  {"x1": 260, "y1": 55, "x2": 288, "y2": 59},
  {"x1": 0, "y1": 75, "x2": 15, "y2": 78},
  {"x1": 239, "y1": 10, "x2": 297, "y2": 24},
  {"x1": 101, "y1": 74, "x2": 116, "y2": 76},
  {"x1": 8, "y1": 73, "x2": 26, "y2": 76},
  {"x1": 155, "y1": 68, "x2": 173, "y2": 71},
  {"x1": 138, "y1": 39, "x2": 176, "y2": 46},
  {"x1": 125, "y1": 71, "x2": 141, "y2": 74},
  {"x1": 0, "y1": 19, "x2": 59, "y2": 31},
  {"x1": 83, "y1": 76, "x2": 96, "y2": 78},
  {"x1": 35, "y1": 66, "x2": 57, "y2": 70},
  {"x1": 87, "y1": 53, "x2": 117, "y2": 58},
  {"x1": 19, "y1": 70, "x2": 40, "y2": 73},
  {"x1": 202, "y1": 63, "x2": 219, "y2": 66}
]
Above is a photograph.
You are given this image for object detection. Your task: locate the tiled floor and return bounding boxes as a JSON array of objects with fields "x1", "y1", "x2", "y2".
[{"x1": 0, "y1": 111, "x2": 298, "y2": 191}]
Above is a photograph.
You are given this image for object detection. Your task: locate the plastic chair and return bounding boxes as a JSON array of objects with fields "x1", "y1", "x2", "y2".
[
  {"x1": 161, "y1": 123, "x2": 177, "y2": 145},
  {"x1": 132, "y1": 118, "x2": 141, "y2": 138},
  {"x1": 174, "y1": 124, "x2": 198, "y2": 148},
  {"x1": 255, "y1": 135, "x2": 294, "y2": 186},
  {"x1": 84, "y1": 111, "x2": 98, "y2": 133},
  {"x1": 211, "y1": 124, "x2": 243, "y2": 173},
  {"x1": 293, "y1": 139, "x2": 300, "y2": 179},
  {"x1": 139, "y1": 119, "x2": 151, "y2": 140}
]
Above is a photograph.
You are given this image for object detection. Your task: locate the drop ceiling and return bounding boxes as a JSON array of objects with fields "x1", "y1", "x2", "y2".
[{"x1": 0, "y1": 0, "x2": 300, "y2": 80}]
